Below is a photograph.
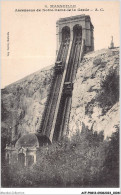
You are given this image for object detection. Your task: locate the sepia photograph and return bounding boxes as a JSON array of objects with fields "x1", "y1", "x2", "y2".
[{"x1": 1, "y1": 0, "x2": 120, "y2": 192}]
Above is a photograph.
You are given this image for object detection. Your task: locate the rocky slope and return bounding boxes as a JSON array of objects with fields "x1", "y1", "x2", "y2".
[
  {"x1": 69, "y1": 48, "x2": 119, "y2": 138},
  {"x1": 1, "y1": 48, "x2": 119, "y2": 145},
  {"x1": 1, "y1": 65, "x2": 54, "y2": 144}
]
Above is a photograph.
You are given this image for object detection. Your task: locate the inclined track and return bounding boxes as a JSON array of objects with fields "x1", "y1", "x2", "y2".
[
  {"x1": 39, "y1": 38, "x2": 70, "y2": 136},
  {"x1": 54, "y1": 36, "x2": 83, "y2": 140},
  {"x1": 38, "y1": 29, "x2": 84, "y2": 142}
]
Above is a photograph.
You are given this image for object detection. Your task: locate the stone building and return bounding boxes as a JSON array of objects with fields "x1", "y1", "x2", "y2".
[
  {"x1": 56, "y1": 14, "x2": 94, "y2": 55},
  {"x1": 5, "y1": 134, "x2": 39, "y2": 167}
]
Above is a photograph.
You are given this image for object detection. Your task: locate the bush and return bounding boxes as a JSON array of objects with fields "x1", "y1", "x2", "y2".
[
  {"x1": 96, "y1": 68, "x2": 119, "y2": 114},
  {"x1": 99, "y1": 125, "x2": 119, "y2": 187},
  {"x1": 1, "y1": 127, "x2": 119, "y2": 187}
]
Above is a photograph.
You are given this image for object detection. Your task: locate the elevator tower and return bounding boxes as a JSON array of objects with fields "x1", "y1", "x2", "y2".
[{"x1": 37, "y1": 15, "x2": 94, "y2": 144}]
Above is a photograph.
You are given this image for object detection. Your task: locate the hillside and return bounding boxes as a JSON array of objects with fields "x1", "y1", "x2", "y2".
[
  {"x1": 69, "y1": 48, "x2": 119, "y2": 139},
  {"x1": 1, "y1": 48, "x2": 119, "y2": 146}
]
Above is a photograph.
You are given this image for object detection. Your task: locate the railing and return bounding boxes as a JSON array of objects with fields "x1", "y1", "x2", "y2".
[
  {"x1": 38, "y1": 35, "x2": 85, "y2": 143},
  {"x1": 38, "y1": 38, "x2": 70, "y2": 141},
  {"x1": 54, "y1": 39, "x2": 85, "y2": 140}
]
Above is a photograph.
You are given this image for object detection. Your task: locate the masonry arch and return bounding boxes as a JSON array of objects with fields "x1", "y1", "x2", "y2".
[
  {"x1": 73, "y1": 24, "x2": 82, "y2": 39},
  {"x1": 18, "y1": 153, "x2": 25, "y2": 166},
  {"x1": 62, "y1": 26, "x2": 70, "y2": 42},
  {"x1": 27, "y1": 155, "x2": 34, "y2": 167}
]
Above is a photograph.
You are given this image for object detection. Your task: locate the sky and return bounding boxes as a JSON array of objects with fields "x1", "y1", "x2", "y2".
[{"x1": 1, "y1": 1, "x2": 120, "y2": 88}]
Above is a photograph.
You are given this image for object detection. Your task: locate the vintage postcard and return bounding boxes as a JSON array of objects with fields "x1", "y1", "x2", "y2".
[{"x1": 1, "y1": 0, "x2": 120, "y2": 194}]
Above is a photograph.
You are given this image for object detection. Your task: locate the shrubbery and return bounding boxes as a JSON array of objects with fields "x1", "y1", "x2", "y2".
[
  {"x1": 2, "y1": 125, "x2": 119, "y2": 187},
  {"x1": 97, "y1": 68, "x2": 119, "y2": 114}
]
